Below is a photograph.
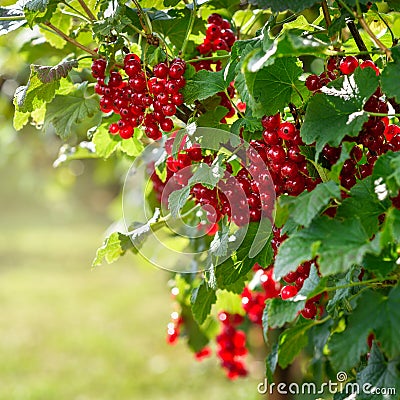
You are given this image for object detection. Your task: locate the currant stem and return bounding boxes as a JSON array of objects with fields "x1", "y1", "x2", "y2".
[
  {"x1": 181, "y1": 0, "x2": 197, "y2": 57},
  {"x1": 128, "y1": 23, "x2": 147, "y2": 38},
  {"x1": 186, "y1": 55, "x2": 231, "y2": 63},
  {"x1": 357, "y1": 15, "x2": 392, "y2": 59},
  {"x1": 321, "y1": 0, "x2": 332, "y2": 28},
  {"x1": 132, "y1": 0, "x2": 152, "y2": 34},
  {"x1": 76, "y1": 0, "x2": 96, "y2": 21},
  {"x1": 224, "y1": 89, "x2": 245, "y2": 119},
  {"x1": 0, "y1": 16, "x2": 26, "y2": 21},
  {"x1": 61, "y1": 0, "x2": 90, "y2": 22},
  {"x1": 43, "y1": 22, "x2": 100, "y2": 58},
  {"x1": 367, "y1": 112, "x2": 400, "y2": 118}
]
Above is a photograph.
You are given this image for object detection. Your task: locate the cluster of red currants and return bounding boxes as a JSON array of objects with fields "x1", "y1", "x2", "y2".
[
  {"x1": 149, "y1": 132, "x2": 275, "y2": 228},
  {"x1": 216, "y1": 312, "x2": 248, "y2": 379},
  {"x1": 191, "y1": 13, "x2": 237, "y2": 123},
  {"x1": 307, "y1": 56, "x2": 400, "y2": 190},
  {"x1": 166, "y1": 310, "x2": 183, "y2": 345},
  {"x1": 197, "y1": 13, "x2": 236, "y2": 56},
  {"x1": 250, "y1": 113, "x2": 320, "y2": 196},
  {"x1": 92, "y1": 54, "x2": 186, "y2": 140},
  {"x1": 241, "y1": 265, "x2": 281, "y2": 325},
  {"x1": 280, "y1": 261, "x2": 325, "y2": 320}
]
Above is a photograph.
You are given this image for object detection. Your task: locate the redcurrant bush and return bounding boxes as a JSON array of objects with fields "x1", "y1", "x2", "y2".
[{"x1": 7, "y1": 0, "x2": 400, "y2": 395}]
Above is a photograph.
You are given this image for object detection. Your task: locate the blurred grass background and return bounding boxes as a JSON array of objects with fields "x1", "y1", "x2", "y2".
[
  {"x1": 0, "y1": 132, "x2": 264, "y2": 400},
  {"x1": 0, "y1": 31, "x2": 263, "y2": 398}
]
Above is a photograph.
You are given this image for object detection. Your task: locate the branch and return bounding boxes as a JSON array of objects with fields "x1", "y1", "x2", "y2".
[
  {"x1": 357, "y1": 15, "x2": 392, "y2": 58},
  {"x1": 0, "y1": 15, "x2": 25, "y2": 21},
  {"x1": 321, "y1": 0, "x2": 332, "y2": 28},
  {"x1": 43, "y1": 22, "x2": 100, "y2": 58},
  {"x1": 76, "y1": 0, "x2": 96, "y2": 21},
  {"x1": 345, "y1": 18, "x2": 371, "y2": 60},
  {"x1": 180, "y1": 0, "x2": 196, "y2": 57}
]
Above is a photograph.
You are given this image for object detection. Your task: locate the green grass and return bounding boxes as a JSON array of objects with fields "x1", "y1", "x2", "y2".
[{"x1": 0, "y1": 151, "x2": 263, "y2": 399}]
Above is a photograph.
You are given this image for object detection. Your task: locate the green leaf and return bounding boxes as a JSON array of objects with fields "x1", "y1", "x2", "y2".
[
  {"x1": 231, "y1": 112, "x2": 263, "y2": 136},
  {"x1": 188, "y1": 159, "x2": 226, "y2": 189},
  {"x1": 373, "y1": 151, "x2": 400, "y2": 196},
  {"x1": 264, "y1": 297, "x2": 305, "y2": 328},
  {"x1": 265, "y1": 344, "x2": 278, "y2": 383},
  {"x1": 92, "y1": 125, "x2": 122, "y2": 158},
  {"x1": 92, "y1": 232, "x2": 133, "y2": 266},
  {"x1": 301, "y1": 67, "x2": 380, "y2": 157},
  {"x1": 152, "y1": 8, "x2": 203, "y2": 50},
  {"x1": 278, "y1": 320, "x2": 315, "y2": 369},
  {"x1": 356, "y1": 344, "x2": 400, "y2": 400},
  {"x1": 25, "y1": 0, "x2": 50, "y2": 12},
  {"x1": 14, "y1": 64, "x2": 60, "y2": 114},
  {"x1": 39, "y1": 9, "x2": 72, "y2": 49},
  {"x1": 182, "y1": 70, "x2": 228, "y2": 104},
  {"x1": 380, "y1": 207, "x2": 400, "y2": 246},
  {"x1": 280, "y1": 181, "x2": 341, "y2": 228},
  {"x1": 24, "y1": 0, "x2": 57, "y2": 27},
  {"x1": 275, "y1": 216, "x2": 380, "y2": 279},
  {"x1": 45, "y1": 83, "x2": 102, "y2": 139},
  {"x1": 215, "y1": 290, "x2": 244, "y2": 315},
  {"x1": 310, "y1": 319, "x2": 333, "y2": 360},
  {"x1": 180, "y1": 304, "x2": 210, "y2": 353},
  {"x1": 93, "y1": 3, "x2": 131, "y2": 37},
  {"x1": 298, "y1": 264, "x2": 328, "y2": 299},
  {"x1": 196, "y1": 106, "x2": 230, "y2": 130},
  {"x1": 248, "y1": 57, "x2": 305, "y2": 117},
  {"x1": 128, "y1": 208, "x2": 161, "y2": 251},
  {"x1": 210, "y1": 223, "x2": 230, "y2": 257},
  {"x1": 32, "y1": 59, "x2": 78, "y2": 84},
  {"x1": 168, "y1": 186, "x2": 191, "y2": 217},
  {"x1": 191, "y1": 281, "x2": 217, "y2": 325},
  {"x1": 248, "y1": 0, "x2": 318, "y2": 12},
  {"x1": 163, "y1": 0, "x2": 180, "y2": 6},
  {"x1": 215, "y1": 221, "x2": 273, "y2": 287},
  {"x1": 363, "y1": 253, "x2": 397, "y2": 278},
  {"x1": 274, "y1": 31, "x2": 328, "y2": 59},
  {"x1": 0, "y1": 4, "x2": 26, "y2": 36},
  {"x1": 381, "y1": 47, "x2": 400, "y2": 103},
  {"x1": 119, "y1": 134, "x2": 144, "y2": 157},
  {"x1": 337, "y1": 177, "x2": 388, "y2": 237},
  {"x1": 329, "y1": 285, "x2": 400, "y2": 371},
  {"x1": 215, "y1": 259, "x2": 247, "y2": 293},
  {"x1": 387, "y1": 0, "x2": 400, "y2": 11}
]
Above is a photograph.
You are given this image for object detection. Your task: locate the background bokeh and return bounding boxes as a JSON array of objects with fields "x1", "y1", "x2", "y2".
[{"x1": 0, "y1": 20, "x2": 265, "y2": 400}]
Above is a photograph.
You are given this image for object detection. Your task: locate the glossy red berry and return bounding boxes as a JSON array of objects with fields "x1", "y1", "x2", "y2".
[
  {"x1": 280, "y1": 285, "x2": 298, "y2": 300},
  {"x1": 278, "y1": 122, "x2": 296, "y2": 141},
  {"x1": 339, "y1": 56, "x2": 359, "y2": 75},
  {"x1": 301, "y1": 301, "x2": 317, "y2": 319}
]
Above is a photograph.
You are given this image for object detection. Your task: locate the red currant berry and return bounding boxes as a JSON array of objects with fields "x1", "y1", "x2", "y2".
[
  {"x1": 153, "y1": 62, "x2": 169, "y2": 79},
  {"x1": 169, "y1": 63, "x2": 186, "y2": 79},
  {"x1": 339, "y1": 56, "x2": 359, "y2": 75},
  {"x1": 278, "y1": 122, "x2": 296, "y2": 141},
  {"x1": 301, "y1": 302, "x2": 317, "y2": 319},
  {"x1": 280, "y1": 285, "x2": 298, "y2": 300},
  {"x1": 360, "y1": 60, "x2": 380, "y2": 76},
  {"x1": 161, "y1": 118, "x2": 174, "y2": 132},
  {"x1": 305, "y1": 74, "x2": 321, "y2": 91},
  {"x1": 108, "y1": 123, "x2": 119, "y2": 135},
  {"x1": 124, "y1": 60, "x2": 141, "y2": 77},
  {"x1": 124, "y1": 53, "x2": 140, "y2": 65},
  {"x1": 262, "y1": 113, "x2": 281, "y2": 130},
  {"x1": 207, "y1": 13, "x2": 223, "y2": 25}
]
